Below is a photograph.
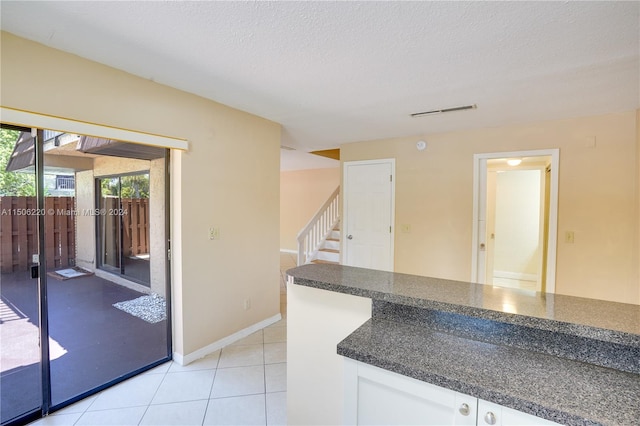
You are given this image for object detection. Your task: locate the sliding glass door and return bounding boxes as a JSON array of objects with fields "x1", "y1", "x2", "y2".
[
  {"x1": 97, "y1": 173, "x2": 151, "y2": 285},
  {"x1": 1, "y1": 125, "x2": 171, "y2": 425},
  {"x1": 0, "y1": 127, "x2": 44, "y2": 425}
]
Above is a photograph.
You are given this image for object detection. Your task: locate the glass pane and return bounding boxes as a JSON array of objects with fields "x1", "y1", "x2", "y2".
[
  {"x1": 121, "y1": 174, "x2": 150, "y2": 285},
  {"x1": 0, "y1": 128, "x2": 42, "y2": 423},
  {"x1": 99, "y1": 177, "x2": 121, "y2": 270},
  {"x1": 46, "y1": 138, "x2": 168, "y2": 406}
]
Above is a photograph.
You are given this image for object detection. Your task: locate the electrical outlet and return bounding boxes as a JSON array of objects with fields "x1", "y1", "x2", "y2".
[
  {"x1": 243, "y1": 298, "x2": 251, "y2": 310},
  {"x1": 209, "y1": 227, "x2": 220, "y2": 240}
]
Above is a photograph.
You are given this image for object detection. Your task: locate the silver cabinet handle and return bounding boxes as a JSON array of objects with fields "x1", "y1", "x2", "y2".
[
  {"x1": 458, "y1": 403, "x2": 470, "y2": 416},
  {"x1": 484, "y1": 411, "x2": 497, "y2": 425},
  {"x1": 347, "y1": 234, "x2": 353, "y2": 240}
]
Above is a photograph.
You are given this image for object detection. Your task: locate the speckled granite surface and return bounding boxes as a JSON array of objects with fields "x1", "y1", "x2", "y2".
[
  {"x1": 337, "y1": 318, "x2": 640, "y2": 426},
  {"x1": 287, "y1": 264, "x2": 640, "y2": 426},
  {"x1": 287, "y1": 264, "x2": 640, "y2": 346},
  {"x1": 373, "y1": 300, "x2": 640, "y2": 374}
]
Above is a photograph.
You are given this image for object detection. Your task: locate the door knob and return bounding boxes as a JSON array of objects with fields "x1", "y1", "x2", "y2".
[
  {"x1": 347, "y1": 234, "x2": 353, "y2": 240},
  {"x1": 484, "y1": 411, "x2": 497, "y2": 425},
  {"x1": 458, "y1": 403, "x2": 470, "y2": 416},
  {"x1": 480, "y1": 243, "x2": 486, "y2": 251}
]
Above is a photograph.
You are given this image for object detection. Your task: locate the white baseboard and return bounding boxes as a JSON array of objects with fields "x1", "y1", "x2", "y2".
[
  {"x1": 173, "y1": 313, "x2": 282, "y2": 366},
  {"x1": 280, "y1": 249, "x2": 297, "y2": 254},
  {"x1": 493, "y1": 270, "x2": 537, "y2": 282}
]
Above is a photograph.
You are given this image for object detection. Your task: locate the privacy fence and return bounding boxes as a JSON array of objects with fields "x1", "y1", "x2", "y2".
[{"x1": 0, "y1": 196, "x2": 149, "y2": 273}]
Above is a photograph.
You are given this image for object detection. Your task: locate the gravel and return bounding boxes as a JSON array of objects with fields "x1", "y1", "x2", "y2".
[{"x1": 113, "y1": 294, "x2": 167, "y2": 323}]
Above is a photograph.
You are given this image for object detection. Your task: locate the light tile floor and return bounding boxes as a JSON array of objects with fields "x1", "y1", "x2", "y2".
[{"x1": 31, "y1": 253, "x2": 297, "y2": 426}]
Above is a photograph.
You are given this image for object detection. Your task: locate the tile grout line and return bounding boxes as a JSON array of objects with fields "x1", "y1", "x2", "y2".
[
  {"x1": 201, "y1": 347, "x2": 223, "y2": 424},
  {"x1": 136, "y1": 366, "x2": 171, "y2": 424}
]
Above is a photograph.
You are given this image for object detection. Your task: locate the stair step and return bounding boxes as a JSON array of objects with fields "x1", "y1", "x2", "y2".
[
  {"x1": 316, "y1": 249, "x2": 340, "y2": 262},
  {"x1": 319, "y1": 248, "x2": 339, "y2": 253},
  {"x1": 323, "y1": 240, "x2": 340, "y2": 251},
  {"x1": 311, "y1": 259, "x2": 340, "y2": 265}
]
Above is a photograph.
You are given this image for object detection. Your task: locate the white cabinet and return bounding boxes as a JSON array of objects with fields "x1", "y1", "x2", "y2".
[
  {"x1": 477, "y1": 400, "x2": 559, "y2": 426},
  {"x1": 345, "y1": 359, "x2": 559, "y2": 426}
]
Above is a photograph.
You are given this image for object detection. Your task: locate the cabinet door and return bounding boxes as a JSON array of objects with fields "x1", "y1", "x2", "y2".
[
  {"x1": 478, "y1": 399, "x2": 560, "y2": 425},
  {"x1": 345, "y1": 360, "x2": 476, "y2": 425}
]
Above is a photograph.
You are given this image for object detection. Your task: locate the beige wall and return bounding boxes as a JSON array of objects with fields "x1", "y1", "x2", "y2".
[
  {"x1": 637, "y1": 109, "x2": 640, "y2": 305},
  {"x1": 341, "y1": 111, "x2": 639, "y2": 305},
  {"x1": 78, "y1": 156, "x2": 166, "y2": 297},
  {"x1": 75, "y1": 170, "x2": 96, "y2": 270},
  {"x1": 1, "y1": 32, "x2": 281, "y2": 357},
  {"x1": 280, "y1": 167, "x2": 340, "y2": 252},
  {"x1": 149, "y1": 158, "x2": 166, "y2": 297}
]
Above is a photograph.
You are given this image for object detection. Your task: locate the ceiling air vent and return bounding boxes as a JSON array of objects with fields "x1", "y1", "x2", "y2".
[
  {"x1": 411, "y1": 104, "x2": 477, "y2": 117},
  {"x1": 280, "y1": 145, "x2": 295, "y2": 150}
]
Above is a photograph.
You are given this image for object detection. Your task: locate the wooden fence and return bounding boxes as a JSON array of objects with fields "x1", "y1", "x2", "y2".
[
  {"x1": 0, "y1": 196, "x2": 75, "y2": 273},
  {"x1": 0, "y1": 196, "x2": 150, "y2": 273},
  {"x1": 121, "y1": 198, "x2": 150, "y2": 257}
]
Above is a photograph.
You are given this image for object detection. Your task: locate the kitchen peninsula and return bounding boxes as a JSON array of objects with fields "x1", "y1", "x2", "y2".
[{"x1": 286, "y1": 264, "x2": 639, "y2": 426}]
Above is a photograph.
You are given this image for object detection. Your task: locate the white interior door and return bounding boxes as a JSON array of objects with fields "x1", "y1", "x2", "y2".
[{"x1": 343, "y1": 159, "x2": 395, "y2": 271}]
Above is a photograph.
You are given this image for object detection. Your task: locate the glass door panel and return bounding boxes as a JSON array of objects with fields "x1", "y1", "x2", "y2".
[
  {"x1": 1, "y1": 126, "x2": 170, "y2": 423},
  {"x1": 98, "y1": 177, "x2": 121, "y2": 271},
  {"x1": 49, "y1": 146, "x2": 167, "y2": 407},
  {"x1": 120, "y1": 174, "x2": 150, "y2": 285},
  {"x1": 0, "y1": 127, "x2": 43, "y2": 424}
]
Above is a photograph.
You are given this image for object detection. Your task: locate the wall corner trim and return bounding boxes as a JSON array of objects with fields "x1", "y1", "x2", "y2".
[{"x1": 173, "y1": 313, "x2": 282, "y2": 366}]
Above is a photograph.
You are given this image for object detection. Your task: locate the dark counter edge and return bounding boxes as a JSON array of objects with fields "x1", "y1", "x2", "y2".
[{"x1": 287, "y1": 272, "x2": 640, "y2": 348}]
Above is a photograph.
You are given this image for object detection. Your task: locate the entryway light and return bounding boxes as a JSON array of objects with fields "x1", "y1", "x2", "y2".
[
  {"x1": 507, "y1": 158, "x2": 522, "y2": 166},
  {"x1": 416, "y1": 140, "x2": 427, "y2": 151}
]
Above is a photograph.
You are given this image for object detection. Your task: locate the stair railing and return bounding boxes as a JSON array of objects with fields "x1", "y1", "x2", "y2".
[{"x1": 297, "y1": 186, "x2": 340, "y2": 265}]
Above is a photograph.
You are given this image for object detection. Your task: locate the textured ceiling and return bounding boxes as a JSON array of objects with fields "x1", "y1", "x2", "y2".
[{"x1": 1, "y1": 1, "x2": 639, "y2": 169}]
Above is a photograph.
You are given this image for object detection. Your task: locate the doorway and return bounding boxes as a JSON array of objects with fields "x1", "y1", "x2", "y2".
[
  {"x1": 97, "y1": 173, "x2": 151, "y2": 286},
  {"x1": 472, "y1": 150, "x2": 559, "y2": 293},
  {"x1": 0, "y1": 123, "x2": 172, "y2": 425},
  {"x1": 343, "y1": 159, "x2": 395, "y2": 271}
]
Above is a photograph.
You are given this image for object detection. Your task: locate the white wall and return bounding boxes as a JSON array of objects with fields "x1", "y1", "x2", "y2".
[
  {"x1": 493, "y1": 170, "x2": 542, "y2": 278},
  {"x1": 288, "y1": 283, "x2": 371, "y2": 425}
]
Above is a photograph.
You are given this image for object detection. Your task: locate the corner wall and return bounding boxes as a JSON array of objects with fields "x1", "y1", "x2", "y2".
[
  {"x1": 1, "y1": 32, "x2": 282, "y2": 357},
  {"x1": 280, "y1": 167, "x2": 340, "y2": 252},
  {"x1": 341, "y1": 111, "x2": 639, "y2": 304}
]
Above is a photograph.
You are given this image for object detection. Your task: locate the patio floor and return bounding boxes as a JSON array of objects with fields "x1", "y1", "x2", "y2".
[{"x1": 0, "y1": 269, "x2": 168, "y2": 424}]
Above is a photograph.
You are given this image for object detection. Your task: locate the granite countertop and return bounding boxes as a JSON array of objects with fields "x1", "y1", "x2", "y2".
[
  {"x1": 337, "y1": 318, "x2": 640, "y2": 426},
  {"x1": 287, "y1": 263, "x2": 640, "y2": 347},
  {"x1": 287, "y1": 263, "x2": 640, "y2": 426}
]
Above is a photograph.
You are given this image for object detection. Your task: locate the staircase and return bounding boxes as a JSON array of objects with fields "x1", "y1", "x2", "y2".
[
  {"x1": 297, "y1": 186, "x2": 340, "y2": 265},
  {"x1": 311, "y1": 224, "x2": 340, "y2": 264}
]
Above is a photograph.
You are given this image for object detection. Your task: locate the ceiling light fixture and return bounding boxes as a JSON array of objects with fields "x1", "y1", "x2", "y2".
[
  {"x1": 507, "y1": 158, "x2": 522, "y2": 166},
  {"x1": 410, "y1": 104, "x2": 477, "y2": 118}
]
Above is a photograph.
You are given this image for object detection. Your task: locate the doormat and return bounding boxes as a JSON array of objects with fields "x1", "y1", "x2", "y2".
[
  {"x1": 113, "y1": 294, "x2": 167, "y2": 324},
  {"x1": 47, "y1": 267, "x2": 94, "y2": 281}
]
